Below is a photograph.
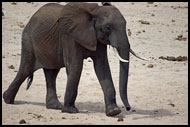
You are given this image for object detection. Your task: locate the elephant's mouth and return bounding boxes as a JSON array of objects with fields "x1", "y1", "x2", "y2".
[{"x1": 112, "y1": 46, "x2": 129, "y2": 62}]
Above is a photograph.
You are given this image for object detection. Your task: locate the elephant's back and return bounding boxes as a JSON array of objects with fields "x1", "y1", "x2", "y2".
[{"x1": 27, "y1": 3, "x2": 63, "y2": 33}]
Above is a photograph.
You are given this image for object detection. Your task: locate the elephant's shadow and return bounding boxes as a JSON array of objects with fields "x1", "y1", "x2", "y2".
[
  {"x1": 123, "y1": 107, "x2": 176, "y2": 120},
  {"x1": 14, "y1": 100, "x2": 105, "y2": 113},
  {"x1": 14, "y1": 100, "x2": 176, "y2": 119},
  {"x1": 76, "y1": 101, "x2": 105, "y2": 113}
]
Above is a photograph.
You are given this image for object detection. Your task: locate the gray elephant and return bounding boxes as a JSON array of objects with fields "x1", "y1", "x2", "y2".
[{"x1": 3, "y1": 2, "x2": 148, "y2": 116}]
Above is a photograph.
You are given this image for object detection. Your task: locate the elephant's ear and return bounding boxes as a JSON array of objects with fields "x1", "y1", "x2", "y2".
[{"x1": 60, "y1": 3, "x2": 99, "y2": 51}]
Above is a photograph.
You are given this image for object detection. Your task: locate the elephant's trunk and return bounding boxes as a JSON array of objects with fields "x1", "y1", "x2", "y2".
[
  {"x1": 109, "y1": 31, "x2": 131, "y2": 111},
  {"x1": 118, "y1": 45, "x2": 131, "y2": 111}
]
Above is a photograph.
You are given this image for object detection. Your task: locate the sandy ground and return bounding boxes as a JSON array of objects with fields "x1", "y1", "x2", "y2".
[{"x1": 2, "y1": 2, "x2": 188, "y2": 125}]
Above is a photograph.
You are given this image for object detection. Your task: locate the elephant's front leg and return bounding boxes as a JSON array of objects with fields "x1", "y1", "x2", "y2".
[
  {"x1": 62, "y1": 58, "x2": 83, "y2": 113},
  {"x1": 91, "y1": 48, "x2": 121, "y2": 116}
]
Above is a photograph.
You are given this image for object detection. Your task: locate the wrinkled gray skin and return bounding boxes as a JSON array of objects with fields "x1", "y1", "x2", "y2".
[{"x1": 3, "y1": 2, "x2": 131, "y2": 116}]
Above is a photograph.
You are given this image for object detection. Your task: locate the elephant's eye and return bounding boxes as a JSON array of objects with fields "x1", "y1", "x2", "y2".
[
  {"x1": 101, "y1": 24, "x2": 111, "y2": 34},
  {"x1": 105, "y1": 24, "x2": 111, "y2": 31}
]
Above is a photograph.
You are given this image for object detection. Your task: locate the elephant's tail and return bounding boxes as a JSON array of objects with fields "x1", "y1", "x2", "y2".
[{"x1": 26, "y1": 74, "x2": 33, "y2": 90}]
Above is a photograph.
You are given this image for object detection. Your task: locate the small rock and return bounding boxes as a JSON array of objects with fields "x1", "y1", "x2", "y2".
[
  {"x1": 176, "y1": 56, "x2": 187, "y2": 61},
  {"x1": 147, "y1": 64, "x2": 154, "y2": 68},
  {"x1": 166, "y1": 56, "x2": 176, "y2": 61},
  {"x1": 168, "y1": 103, "x2": 175, "y2": 107},
  {"x1": 117, "y1": 118, "x2": 124, "y2": 122},
  {"x1": 62, "y1": 117, "x2": 66, "y2": 119},
  {"x1": 17, "y1": 22, "x2": 25, "y2": 28},
  {"x1": 19, "y1": 24, "x2": 25, "y2": 28},
  {"x1": 147, "y1": 2, "x2": 154, "y2": 4},
  {"x1": 132, "y1": 109, "x2": 136, "y2": 112},
  {"x1": 19, "y1": 119, "x2": 26, "y2": 124},
  {"x1": 2, "y1": 11, "x2": 4, "y2": 16},
  {"x1": 138, "y1": 20, "x2": 150, "y2": 25},
  {"x1": 159, "y1": 56, "x2": 187, "y2": 62},
  {"x1": 31, "y1": 113, "x2": 44, "y2": 119},
  {"x1": 11, "y1": 2, "x2": 17, "y2": 5},
  {"x1": 137, "y1": 31, "x2": 141, "y2": 34},
  {"x1": 8, "y1": 65, "x2": 15, "y2": 69},
  {"x1": 127, "y1": 29, "x2": 132, "y2": 36},
  {"x1": 175, "y1": 35, "x2": 187, "y2": 41},
  {"x1": 36, "y1": 114, "x2": 44, "y2": 119},
  {"x1": 18, "y1": 23, "x2": 25, "y2": 28},
  {"x1": 2, "y1": 56, "x2": 5, "y2": 58},
  {"x1": 159, "y1": 56, "x2": 165, "y2": 60},
  {"x1": 171, "y1": 19, "x2": 175, "y2": 22},
  {"x1": 151, "y1": 13, "x2": 155, "y2": 16}
]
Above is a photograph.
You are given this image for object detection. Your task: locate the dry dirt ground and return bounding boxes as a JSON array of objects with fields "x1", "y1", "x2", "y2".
[{"x1": 2, "y1": 2, "x2": 188, "y2": 125}]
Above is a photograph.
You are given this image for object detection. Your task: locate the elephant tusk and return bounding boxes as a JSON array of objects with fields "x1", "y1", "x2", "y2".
[
  {"x1": 112, "y1": 47, "x2": 129, "y2": 63},
  {"x1": 130, "y1": 48, "x2": 150, "y2": 61}
]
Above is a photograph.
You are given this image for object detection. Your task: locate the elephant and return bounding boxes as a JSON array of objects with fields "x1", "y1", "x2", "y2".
[{"x1": 3, "y1": 2, "x2": 148, "y2": 116}]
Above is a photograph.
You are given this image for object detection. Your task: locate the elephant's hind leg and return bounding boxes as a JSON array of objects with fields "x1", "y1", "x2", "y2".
[
  {"x1": 43, "y1": 68, "x2": 63, "y2": 109},
  {"x1": 3, "y1": 48, "x2": 35, "y2": 104}
]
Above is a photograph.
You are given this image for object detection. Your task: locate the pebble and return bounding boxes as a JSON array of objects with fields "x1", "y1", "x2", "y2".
[
  {"x1": 11, "y1": 2, "x2": 17, "y2": 5},
  {"x1": 171, "y1": 19, "x2": 175, "y2": 22},
  {"x1": 117, "y1": 118, "x2": 124, "y2": 122},
  {"x1": 147, "y1": 64, "x2": 154, "y2": 68},
  {"x1": 138, "y1": 20, "x2": 150, "y2": 25},
  {"x1": 168, "y1": 103, "x2": 175, "y2": 107},
  {"x1": 62, "y1": 117, "x2": 66, "y2": 119},
  {"x1": 19, "y1": 119, "x2": 26, "y2": 124},
  {"x1": 132, "y1": 109, "x2": 136, "y2": 112},
  {"x1": 159, "y1": 56, "x2": 187, "y2": 61},
  {"x1": 8, "y1": 65, "x2": 15, "y2": 69},
  {"x1": 127, "y1": 29, "x2": 132, "y2": 36},
  {"x1": 175, "y1": 35, "x2": 187, "y2": 41}
]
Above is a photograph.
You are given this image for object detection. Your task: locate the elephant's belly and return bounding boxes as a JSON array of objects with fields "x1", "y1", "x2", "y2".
[{"x1": 35, "y1": 52, "x2": 65, "y2": 69}]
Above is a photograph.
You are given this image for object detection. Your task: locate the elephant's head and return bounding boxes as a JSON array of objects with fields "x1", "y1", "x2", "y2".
[{"x1": 61, "y1": 2, "x2": 148, "y2": 111}]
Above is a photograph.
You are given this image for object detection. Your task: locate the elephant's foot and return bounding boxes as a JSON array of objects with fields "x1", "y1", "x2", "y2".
[
  {"x1": 3, "y1": 90, "x2": 15, "y2": 104},
  {"x1": 62, "y1": 105, "x2": 79, "y2": 113},
  {"x1": 106, "y1": 105, "x2": 121, "y2": 117},
  {"x1": 46, "y1": 99, "x2": 63, "y2": 110}
]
